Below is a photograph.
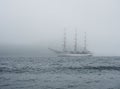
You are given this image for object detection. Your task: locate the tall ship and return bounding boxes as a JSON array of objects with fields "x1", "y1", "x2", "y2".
[{"x1": 49, "y1": 29, "x2": 93, "y2": 57}]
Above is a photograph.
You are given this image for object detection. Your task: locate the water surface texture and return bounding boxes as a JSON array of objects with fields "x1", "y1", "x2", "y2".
[{"x1": 0, "y1": 56, "x2": 120, "y2": 89}]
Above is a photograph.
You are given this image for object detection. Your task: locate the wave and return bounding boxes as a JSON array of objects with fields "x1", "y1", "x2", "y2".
[
  {"x1": 0, "y1": 65, "x2": 120, "y2": 74},
  {"x1": 61, "y1": 66, "x2": 120, "y2": 71}
]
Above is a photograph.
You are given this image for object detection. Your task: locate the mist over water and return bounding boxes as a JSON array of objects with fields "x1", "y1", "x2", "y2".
[
  {"x1": 0, "y1": 46, "x2": 52, "y2": 57},
  {"x1": 0, "y1": 0, "x2": 120, "y2": 56}
]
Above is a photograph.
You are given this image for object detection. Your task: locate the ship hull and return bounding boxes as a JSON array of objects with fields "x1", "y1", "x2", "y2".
[{"x1": 58, "y1": 53, "x2": 92, "y2": 57}]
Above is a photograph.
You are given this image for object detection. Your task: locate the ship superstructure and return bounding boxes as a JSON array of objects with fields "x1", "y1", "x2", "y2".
[{"x1": 49, "y1": 29, "x2": 92, "y2": 57}]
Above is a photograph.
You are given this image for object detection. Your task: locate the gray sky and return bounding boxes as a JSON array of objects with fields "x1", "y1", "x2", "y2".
[{"x1": 0, "y1": 0, "x2": 120, "y2": 56}]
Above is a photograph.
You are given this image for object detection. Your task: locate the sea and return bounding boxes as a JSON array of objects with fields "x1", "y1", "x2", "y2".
[{"x1": 0, "y1": 56, "x2": 120, "y2": 89}]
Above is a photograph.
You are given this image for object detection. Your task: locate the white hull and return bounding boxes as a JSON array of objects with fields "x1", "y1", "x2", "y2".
[{"x1": 58, "y1": 53, "x2": 92, "y2": 57}]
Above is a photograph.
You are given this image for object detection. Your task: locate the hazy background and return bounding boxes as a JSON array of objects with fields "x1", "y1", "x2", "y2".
[{"x1": 0, "y1": 0, "x2": 120, "y2": 56}]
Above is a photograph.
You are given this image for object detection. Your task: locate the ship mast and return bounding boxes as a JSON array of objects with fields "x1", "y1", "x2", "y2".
[
  {"x1": 63, "y1": 28, "x2": 67, "y2": 52},
  {"x1": 74, "y1": 29, "x2": 77, "y2": 52}
]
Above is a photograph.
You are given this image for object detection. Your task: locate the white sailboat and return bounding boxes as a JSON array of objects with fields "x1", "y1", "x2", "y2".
[{"x1": 49, "y1": 29, "x2": 92, "y2": 57}]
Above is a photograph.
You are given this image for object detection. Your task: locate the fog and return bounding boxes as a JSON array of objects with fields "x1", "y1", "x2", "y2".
[{"x1": 0, "y1": 0, "x2": 120, "y2": 56}]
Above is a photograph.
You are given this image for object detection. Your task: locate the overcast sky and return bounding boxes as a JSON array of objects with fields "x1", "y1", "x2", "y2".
[{"x1": 0, "y1": 0, "x2": 120, "y2": 56}]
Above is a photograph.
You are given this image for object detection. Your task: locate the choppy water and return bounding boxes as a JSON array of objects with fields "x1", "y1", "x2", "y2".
[{"x1": 0, "y1": 56, "x2": 120, "y2": 89}]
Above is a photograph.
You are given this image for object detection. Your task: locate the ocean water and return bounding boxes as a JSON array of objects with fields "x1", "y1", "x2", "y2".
[{"x1": 0, "y1": 56, "x2": 120, "y2": 89}]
